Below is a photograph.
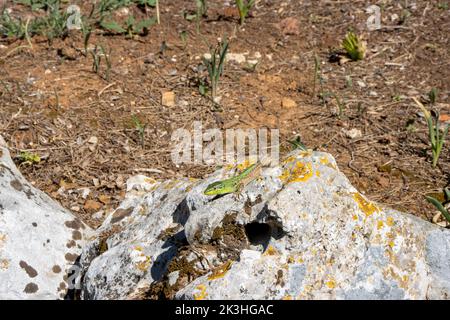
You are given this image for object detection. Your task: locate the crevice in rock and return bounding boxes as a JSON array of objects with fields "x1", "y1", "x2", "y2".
[{"x1": 245, "y1": 222, "x2": 271, "y2": 248}]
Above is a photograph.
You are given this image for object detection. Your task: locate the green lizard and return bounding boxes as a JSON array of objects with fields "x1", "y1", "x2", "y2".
[{"x1": 203, "y1": 162, "x2": 262, "y2": 196}]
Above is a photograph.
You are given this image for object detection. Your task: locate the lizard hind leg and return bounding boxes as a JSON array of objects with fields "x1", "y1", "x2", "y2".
[{"x1": 234, "y1": 183, "x2": 246, "y2": 201}]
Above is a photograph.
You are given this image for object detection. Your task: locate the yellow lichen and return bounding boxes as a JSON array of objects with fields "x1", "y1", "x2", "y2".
[
  {"x1": 207, "y1": 260, "x2": 233, "y2": 281},
  {"x1": 386, "y1": 217, "x2": 395, "y2": 227},
  {"x1": 264, "y1": 245, "x2": 278, "y2": 256},
  {"x1": 282, "y1": 155, "x2": 296, "y2": 165},
  {"x1": 325, "y1": 279, "x2": 336, "y2": 289},
  {"x1": 319, "y1": 156, "x2": 329, "y2": 165},
  {"x1": 315, "y1": 170, "x2": 321, "y2": 177},
  {"x1": 377, "y1": 220, "x2": 384, "y2": 230},
  {"x1": 236, "y1": 158, "x2": 257, "y2": 171},
  {"x1": 0, "y1": 233, "x2": 6, "y2": 246},
  {"x1": 279, "y1": 162, "x2": 314, "y2": 184},
  {"x1": 352, "y1": 214, "x2": 358, "y2": 221},
  {"x1": 144, "y1": 177, "x2": 157, "y2": 184},
  {"x1": 282, "y1": 295, "x2": 293, "y2": 300},
  {"x1": 299, "y1": 149, "x2": 313, "y2": 157},
  {"x1": 136, "y1": 256, "x2": 151, "y2": 271},
  {"x1": 193, "y1": 284, "x2": 208, "y2": 300},
  {"x1": 352, "y1": 193, "x2": 380, "y2": 216},
  {"x1": 0, "y1": 259, "x2": 9, "y2": 270},
  {"x1": 163, "y1": 180, "x2": 181, "y2": 190}
]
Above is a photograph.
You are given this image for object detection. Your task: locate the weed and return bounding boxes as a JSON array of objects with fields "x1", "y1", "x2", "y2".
[
  {"x1": 413, "y1": 97, "x2": 449, "y2": 168},
  {"x1": 203, "y1": 38, "x2": 229, "y2": 101},
  {"x1": 428, "y1": 87, "x2": 438, "y2": 105},
  {"x1": 179, "y1": 30, "x2": 188, "y2": 48},
  {"x1": 235, "y1": 0, "x2": 255, "y2": 25},
  {"x1": 438, "y1": 2, "x2": 449, "y2": 10},
  {"x1": 81, "y1": 21, "x2": 92, "y2": 56},
  {"x1": 195, "y1": 0, "x2": 207, "y2": 33},
  {"x1": 90, "y1": 45, "x2": 112, "y2": 81},
  {"x1": 0, "y1": 10, "x2": 27, "y2": 39},
  {"x1": 312, "y1": 54, "x2": 324, "y2": 99},
  {"x1": 288, "y1": 136, "x2": 307, "y2": 151},
  {"x1": 101, "y1": 15, "x2": 156, "y2": 37},
  {"x1": 426, "y1": 188, "x2": 450, "y2": 224},
  {"x1": 334, "y1": 94, "x2": 345, "y2": 119},
  {"x1": 342, "y1": 31, "x2": 366, "y2": 61},
  {"x1": 132, "y1": 115, "x2": 147, "y2": 148},
  {"x1": 17, "y1": 151, "x2": 41, "y2": 165}
]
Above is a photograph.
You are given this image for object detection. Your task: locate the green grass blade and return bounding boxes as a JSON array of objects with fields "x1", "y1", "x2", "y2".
[{"x1": 426, "y1": 196, "x2": 450, "y2": 223}]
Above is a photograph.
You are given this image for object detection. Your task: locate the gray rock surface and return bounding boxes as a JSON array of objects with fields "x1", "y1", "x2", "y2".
[
  {"x1": 79, "y1": 150, "x2": 450, "y2": 300},
  {"x1": 0, "y1": 136, "x2": 91, "y2": 299}
]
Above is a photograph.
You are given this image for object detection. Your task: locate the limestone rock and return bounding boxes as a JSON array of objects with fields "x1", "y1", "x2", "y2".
[
  {"x1": 0, "y1": 136, "x2": 92, "y2": 299},
  {"x1": 79, "y1": 150, "x2": 450, "y2": 300}
]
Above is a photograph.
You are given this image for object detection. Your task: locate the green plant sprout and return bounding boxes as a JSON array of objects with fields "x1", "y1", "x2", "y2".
[
  {"x1": 203, "y1": 38, "x2": 229, "y2": 101},
  {"x1": 413, "y1": 97, "x2": 448, "y2": 168},
  {"x1": 195, "y1": 0, "x2": 207, "y2": 33},
  {"x1": 342, "y1": 31, "x2": 366, "y2": 61},
  {"x1": 235, "y1": 0, "x2": 255, "y2": 25},
  {"x1": 18, "y1": 151, "x2": 41, "y2": 165},
  {"x1": 132, "y1": 115, "x2": 147, "y2": 148},
  {"x1": 425, "y1": 188, "x2": 450, "y2": 224},
  {"x1": 179, "y1": 30, "x2": 188, "y2": 48},
  {"x1": 288, "y1": 136, "x2": 307, "y2": 151},
  {"x1": 428, "y1": 87, "x2": 438, "y2": 105},
  {"x1": 90, "y1": 45, "x2": 112, "y2": 81}
]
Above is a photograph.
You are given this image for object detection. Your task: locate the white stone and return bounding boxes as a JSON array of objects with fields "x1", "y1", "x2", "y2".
[{"x1": 0, "y1": 136, "x2": 91, "y2": 299}]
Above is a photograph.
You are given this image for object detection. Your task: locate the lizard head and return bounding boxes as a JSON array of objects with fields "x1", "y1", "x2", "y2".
[{"x1": 203, "y1": 180, "x2": 235, "y2": 196}]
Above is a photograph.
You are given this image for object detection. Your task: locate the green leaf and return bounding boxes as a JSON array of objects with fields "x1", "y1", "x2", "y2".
[
  {"x1": 444, "y1": 188, "x2": 450, "y2": 202},
  {"x1": 198, "y1": 84, "x2": 207, "y2": 96},
  {"x1": 185, "y1": 13, "x2": 197, "y2": 21},
  {"x1": 100, "y1": 20, "x2": 126, "y2": 33},
  {"x1": 133, "y1": 17, "x2": 157, "y2": 34},
  {"x1": 426, "y1": 196, "x2": 450, "y2": 223}
]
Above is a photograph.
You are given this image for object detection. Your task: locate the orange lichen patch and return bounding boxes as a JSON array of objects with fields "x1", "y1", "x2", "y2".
[
  {"x1": 144, "y1": 177, "x2": 157, "y2": 184},
  {"x1": 279, "y1": 162, "x2": 314, "y2": 184},
  {"x1": 282, "y1": 295, "x2": 293, "y2": 300},
  {"x1": 282, "y1": 155, "x2": 296, "y2": 165},
  {"x1": 386, "y1": 217, "x2": 395, "y2": 227},
  {"x1": 193, "y1": 284, "x2": 208, "y2": 300},
  {"x1": 0, "y1": 233, "x2": 6, "y2": 245},
  {"x1": 325, "y1": 279, "x2": 336, "y2": 289},
  {"x1": 352, "y1": 193, "x2": 380, "y2": 216},
  {"x1": 236, "y1": 158, "x2": 257, "y2": 171},
  {"x1": 264, "y1": 245, "x2": 278, "y2": 256},
  {"x1": 0, "y1": 259, "x2": 9, "y2": 270},
  {"x1": 377, "y1": 220, "x2": 384, "y2": 230},
  {"x1": 299, "y1": 150, "x2": 313, "y2": 157},
  {"x1": 138, "y1": 205, "x2": 148, "y2": 216},
  {"x1": 136, "y1": 256, "x2": 151, "y2": 272},
  {"x1": 207, "y1": 260, "x2": 233, "y2": 281},
  {"x1": 352, "y1": 214, "x2": 358, "y2": 221},
  {"x1": 319, "y1": 156, "x2": 329, "y2": 165},
  {"x1": 132, "y1": 246, "x2": 151, "y2": 271},
  {"x1": 163, "y1": 180, "x2": 181, "y2": 190}
]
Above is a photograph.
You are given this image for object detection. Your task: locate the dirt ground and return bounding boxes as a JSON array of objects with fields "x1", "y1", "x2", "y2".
[{"x1": 1, "y1": 0, "x2": 449, "y2": 228}]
